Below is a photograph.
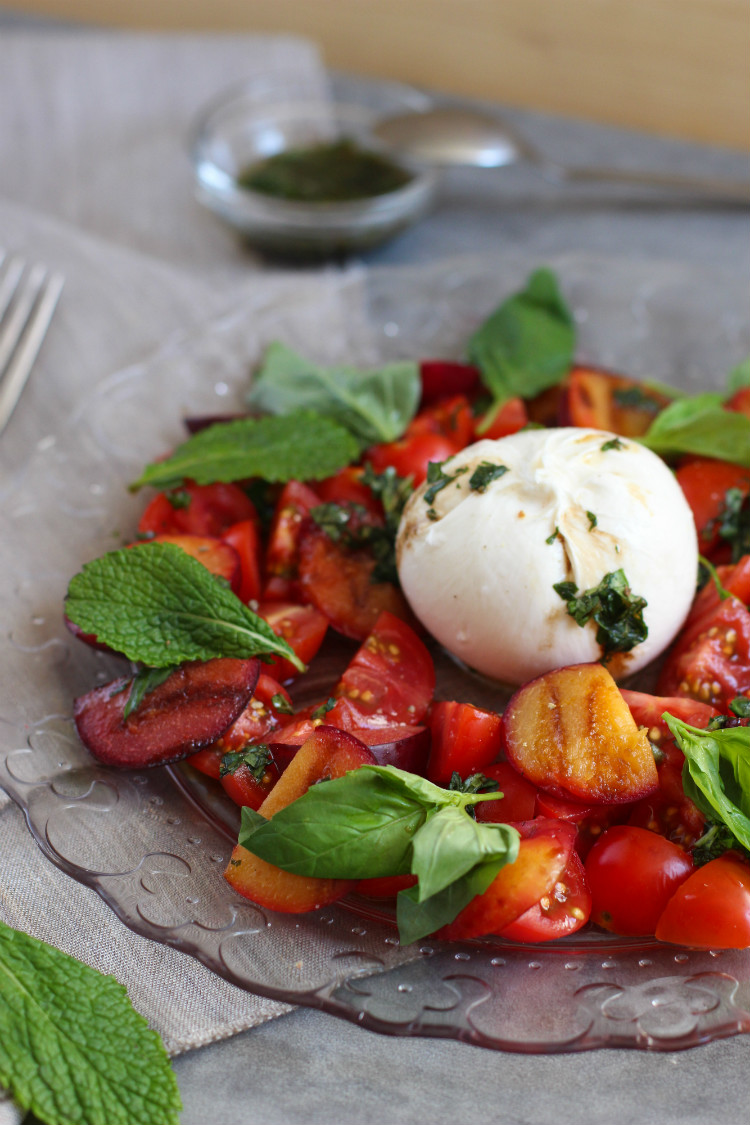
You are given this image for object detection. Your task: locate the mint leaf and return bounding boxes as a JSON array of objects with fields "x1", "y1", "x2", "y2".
[
  {"x1": 410, "y1": 806, "x2": 518, "y2": 901},
  {"x1": 553, "y1": 569, "x2": 648, "y2": 659},
  {"x1": 640, "y1": 394, "x2": 750, "y2": 468},
  {"x1": 396, "y1": 860, "x2": 505, "y2": 946},
  {"x1": 0, "y1": 920, "x2": 180, "y2": 1125},
  {"x1": 246, "y1": 342, "x2": 420, "y2": 448},
  {"x1": 130, "y1": 411, "x2": 360, "y2": 491},
  {"x1": 665, "y1": 714, "x2": 750, "y2": 853},
  {"x1": 468, "y1": 269, "x2": 575, "y2": 407},
  {"x1": 65, "y1": 542, "x2": 302, "y2": 670}
]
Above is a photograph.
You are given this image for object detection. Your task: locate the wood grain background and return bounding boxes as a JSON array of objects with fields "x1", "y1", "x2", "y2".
[{"x1": 8, "y1": 0, "x2": 750, "y2": 149}]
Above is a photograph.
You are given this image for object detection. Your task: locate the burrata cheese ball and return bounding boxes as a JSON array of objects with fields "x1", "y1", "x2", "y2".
[{"x1": 396, "y1": 427, "x2": 698, "y2": 684}]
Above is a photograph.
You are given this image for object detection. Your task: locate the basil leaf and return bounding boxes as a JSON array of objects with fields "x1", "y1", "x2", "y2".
[
  {"x1": 131, "y1": 411, "x2": 360, "y2": 491},
  {"x1": 236, "y1": 768, "x2": 427, "y2": 878},
  {"x1": 665, "y1": 714, "x2": 750, "y2": 851},
  {"x1": 727, "y1": 356, "x2": 750, "y2": 394},
  {"x1": 553, "y1": 569, "x2": 648, "y2": 659},
  {"x1": 640, "y1": 394, "x2": 750, "y2": 468},
  {"x1": 468, "y1": 268, "x2": 575, "y2": 405},
  {"x1": 246, "y1": 342, "x2": 420, "y2": 448},
  {"x1": 65, "y1": 542, "x2": 302, "y2": 669},
  {"x1": 396, "y1": 859, "x2": 506, "y2": 946},
  {"x1": 410, "y1": 806, "x2": 519, "y2": 901}
]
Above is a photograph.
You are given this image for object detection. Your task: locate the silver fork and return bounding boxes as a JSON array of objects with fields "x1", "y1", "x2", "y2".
[{"x1": 0, "y1": 251, "x2": 64, "y2": 436}]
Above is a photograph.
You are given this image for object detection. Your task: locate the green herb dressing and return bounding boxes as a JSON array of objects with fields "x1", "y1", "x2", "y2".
[{"x1": 238, "y1": 139, "x2": 413, "y2": 203}]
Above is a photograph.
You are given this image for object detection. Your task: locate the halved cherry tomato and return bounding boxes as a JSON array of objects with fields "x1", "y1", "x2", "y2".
[
  {"x1": 585, "y1": 825, "x2": 694, "y2": 936},
  {"x1": 560, "y1": 366, "x2": 672, "y2": 437},
  {"x1": 138, "y1": 482, "x2": 257, "y2": 539},
  {"x1": 658, "y1": 556, "x2": 750, "y2": 709},
  {"x1": 655, "y1": 852, "x2": 750, "y2": 949},
  {"x1": 474, "y1": 762, "x2": 538, "y2": 824},
  {"x1": 438, "y1": 818, "x2": 577, "y2": 941},
  {"x1": 408, "y1": 395, "x2": 475, "y2": 449},
  {"x1": 675, "y1": 458, "x2": 750, "y2": 558},
  {"x1": 419, "y1": 360, "x2": 480, "y2": 405},
  {"x1": 263, "y1": 480, "x2": 321, "y2": 601},
  {"x1": 473, "y1": 397, "x2": 528, "y2": 441},
  {"x1": 366, "y1": 431, "x2": 462, "y2": 487},
  {"x1": 620, "y1": 690, "x2": 716, "y2": 846},
  {"x1": 258, "y1": 601, "x2": 329, "y2": 683},
  {"x1": 220, "y1": 749, "x2": 281, "y2": 810},
  {"x1": 297, "y1": 524, "x2": 412, "y2": 641},
  {"x1": 327, "y1": 610, "x2": 435, "y2": 729},
  {"x1": 186, "y1": 744, "x2": 224, "y2": 780},
  {"x1": 222, "y1": 520, "x2": 263, "y2": 604},
  {"x1": 498, "y1": 852, "x2": 591, "y2": 942},
  {"x1": 426, "y1": 701, "x2": 503, "y2": 785}
]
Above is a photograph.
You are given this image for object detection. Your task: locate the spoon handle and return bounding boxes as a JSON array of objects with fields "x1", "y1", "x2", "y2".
[{"x1": 549, "y1": 163, "x2": 750, "y2": 206}]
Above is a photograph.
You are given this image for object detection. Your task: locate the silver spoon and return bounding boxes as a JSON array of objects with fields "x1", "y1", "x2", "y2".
[{"x1": 372, "y1": 107, "x2": 750, "y2": 206}]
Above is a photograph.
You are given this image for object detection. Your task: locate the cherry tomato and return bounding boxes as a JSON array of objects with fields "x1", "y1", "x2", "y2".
[
  {"x1": 585, "y1": 825, "x2": 694, "y2": 936},
  {"x1": 726, "y1": 385, "x2": 750, "y2": 419},
  {"x1": 258, "y1": 601, "x2": 329, "y2": 682},
  {"x1": 561, "y1": 366, "x2": 671, "y2": 437},
  {"x1": 297, "y1": 524, "x2": 412, "y2": 641},
  {"x1": 408, "y1": 395, "x2": 475, "y2": 449},
  {"x1": 658, "y1": 556, "x2": 750, "y2": 709},
  {"x1": 498, "y1": 852, "x2": 591, "y2": 942},
  {"x1": 534, "y1": 790, "x2": 627, "y2": 859},
  {"x1": 203, "y1": 673, "x2": 293, "y2": 757},
  {"x1": 655, "y1": 852, "x2": 750, "y2": 949},
  {"x1": 326, "y1": 610, "x2": 435, "y2": 728},
  {"x1": 438, "y1": 818, "x2": 577, "y2": 941},
  {"x1": 366, "y1": 431, "x2": 462, "y2": 487},
  {"x1": 425, "y1": 701, "x2": 503, "y2": 785},
  {"x1": 221, "y1": 519, "x2": 263, "y2": 604},
  {"x1": 419, "y1": 360, "x2": 480, "y2": 405},
  {"x1": 474, "y1": 762, "x2": 538, "y2": 824},
  {"x1": 473, "y1": 397, "x2": 528, "y2": 441},
  {"x1": 138, "y1": 482, "x2": 257, "y2": 539},
  {"x1": 263, "y1": 480, "x2": 322, "y2": 600},
  {"x1": 675, "y1": 458, "x2": 750, "y2": 558},
  {"x1": 187, "y1": 744, "x2": 224, "y2": 780},
  {"x1": 220, "y1": 749, "x2": 280, "y2": 810},
  {"x1": 620, "y1": 690, "x2": 717, "y2": 846},
  {"x1": 315, "y1": 466, "x2": 383, "y2": 518}
]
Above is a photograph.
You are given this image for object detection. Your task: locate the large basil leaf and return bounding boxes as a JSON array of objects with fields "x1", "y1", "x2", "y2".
[
  {"x1": 665, "y1": 714, "x2": 750, "y2": 851},
  {"x1": 396, "y1": 859, "x2": 506, "y2": 946},
  {"x1": 640, "y1": 394, "x2": 750, "y2": 467},
  {"x1": 410, "y1": 806, "x2": 519, "y2": 902}
]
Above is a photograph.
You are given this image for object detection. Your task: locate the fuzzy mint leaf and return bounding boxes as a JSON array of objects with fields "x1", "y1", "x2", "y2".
[
  {"x1": 65, "y1": 542, "x2": 302, "y2": 670},
  {"x1": 130, "y1": 410, "x2": 360, "y2": 491},
  {"x1": 0, "y1": 920, "x2": 180, "y2": 1125},
  {"x1": 468, "y1": 268, "x2": 575, "y2": 411},
  {"x1": 246, "y1": 342, "x2": 420, "y2": 449}
]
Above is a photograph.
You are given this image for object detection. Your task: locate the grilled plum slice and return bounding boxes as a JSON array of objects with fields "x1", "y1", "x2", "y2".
[{"x1": 74, "y1": 657, "x2": 260, "y2": 768}]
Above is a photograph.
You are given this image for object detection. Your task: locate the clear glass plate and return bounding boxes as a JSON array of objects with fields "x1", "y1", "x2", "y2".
[{"x1": 2, "y1": 253, "x2": 750, "y2": 1053}]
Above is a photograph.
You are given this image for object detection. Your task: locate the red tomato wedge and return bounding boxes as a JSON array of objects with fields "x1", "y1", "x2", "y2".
[
  {"x1": 258, "y1": 601, "x2": 329, "y2": 682},
  {"x1": 297, "y1": 525, "x2": 413, "y2": 641},
  {"x1": 474, "y1": 762, "x2": 538, "y2": 825},
  {"x1": 675, "y1": 458, "x2": 750, "y2": 558},
  {"x1": 407, "y1": 395, "x2": 475, "y2": 449},
  {"x1": 263, "y1": 480, "x2": 321, "y2": 600},
  {"x1": 474, "y1": 397, "x2": 528, "y2": 441},
  {"x1": 498, "y1": 852, "x2": 591, "y2": 942},
  {"x1": 220, "y1": 753, "x2": 281, "y2": 810},
  {"x1": 585, "y1": 826, "x2": 694, "y2": 936},
  {"x1": 655, "y1": 853, "x2": 750, "y2": 949},
  {"x1": 366, "y1": 431, "x2": 462, "y2": 487},
  {"x1": 726, "y1": 386, "x2": 750, "y2": 419},
  {"x1": 74, "y1": 658, "x2": 260, "y2": 769},
  {"x1": 658, "y1": 556, "x2": 750, "y2": 709},
  {"x1": 326, "y1": 611, "x2": 435, "y2": 728},
  {"x1": 315, "y1": 466, "x2": 383, "y2": 518},
  {"x1": 426, "y1": 701, "x2": 503, "y2": 785},
  {"x1": 221, "y1": 520, "x2": 263, "y2": 604},
  {"x1": 438, "y1": 819, "x2": 577, "y2": 941},
  {"x1": 534, "y1": 790, "x2": 626, "y2": 859},
  {"x1": 138, "y1": 482, "x2": 257, "y2": 539},
  {"x1": 224, "y1": 727, "x2": 374, "y2": 913}
]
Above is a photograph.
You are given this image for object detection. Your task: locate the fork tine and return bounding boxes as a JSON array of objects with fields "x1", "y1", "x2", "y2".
[
  {"x1": 0, "y1": 255, "x2": 26, "y2": 325},
  {"x1": 0, "y1": 271, "x2": 64, "y2": 436},
  {"x1": 0, "y1": 262, "x2": 48, "y2": 375}
]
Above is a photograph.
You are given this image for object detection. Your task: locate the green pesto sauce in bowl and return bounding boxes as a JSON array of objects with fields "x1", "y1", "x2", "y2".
[{"x1": 237, "y1": 139, "x2": 414, "y2": 203}]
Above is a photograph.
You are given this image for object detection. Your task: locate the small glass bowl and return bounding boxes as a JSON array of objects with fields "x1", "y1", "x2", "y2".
[{"x1": 188, "y1": 73, "x2": 440, "y2": 257}]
